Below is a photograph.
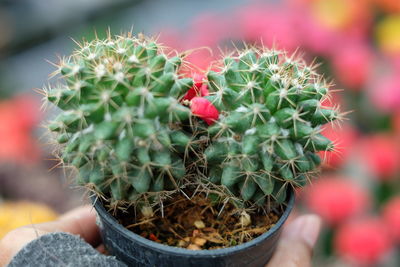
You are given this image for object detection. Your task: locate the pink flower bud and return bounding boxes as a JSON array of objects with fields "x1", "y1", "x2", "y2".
[
  {"x1": 182, "y1": 73, "x2": 209, "y2": 101},
  {"x1": 190, "y1": 97, "x2": 219, "y2": 125}
]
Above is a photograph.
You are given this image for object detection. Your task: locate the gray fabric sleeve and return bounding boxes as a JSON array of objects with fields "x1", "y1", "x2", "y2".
[{"x1": 8, "y1": 232, "x2": 127, "y2": 267}]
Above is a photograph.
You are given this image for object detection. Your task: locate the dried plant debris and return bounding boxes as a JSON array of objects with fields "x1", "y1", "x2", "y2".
[{"x1": 114, "y1": 193, "x2": 281, "y2": 249}]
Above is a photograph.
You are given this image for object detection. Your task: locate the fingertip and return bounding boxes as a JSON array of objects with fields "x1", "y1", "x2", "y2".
[
  {"x1": 59, "y1": 205, "x2": 96, "y2": 221},
  {"x1": 57, "y1": 205, "x2": 100, "y2": 246},
  {"x1": 282, "y1": 214, "x2": 322, "y2": 248},
  {"x1": 266, "y1": 214, "x2": 322, "y2": 267}
]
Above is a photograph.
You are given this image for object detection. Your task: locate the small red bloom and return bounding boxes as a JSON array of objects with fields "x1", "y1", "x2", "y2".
[
  {"x1": 182, "y1": 73, "x2": 209, "y2": 101},
  {"x1": 383, "y1": 197, "x2": 400, "y2": 243},
  {"x1": 305, "y1": 176, "x2": 369, "y2": 225},
  {"x1": 190, "y1": 97, "x2": 219, "y2": 125},
  {"x1": 334, "y1": 218, "x2": 392, "y2": 265}
]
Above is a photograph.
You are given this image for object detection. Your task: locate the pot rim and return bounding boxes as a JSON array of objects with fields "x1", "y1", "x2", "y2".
[{"x1": 93, "y1": 189, "x2": 295, "y2": 257}]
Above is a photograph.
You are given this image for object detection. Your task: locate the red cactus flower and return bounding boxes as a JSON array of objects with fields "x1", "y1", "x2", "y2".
[
  {"x1": 334, "y1": 218, "x2": 392, "y2": 265},
  {"x1": 383, "y1": 197, "x2": 400, "y2": 243},
  {"x1": 357, "y1": 135, "x2": 400, "y2": 179},
  {"x1": 183, "y1": 73, "x2": 209, "y2": 101},
  {"x1": 190, "y1": 97, "x2": 219, "y2": 125},
  {"x1": 305, "y1": 176, "x2": 369, "y2": 225}
]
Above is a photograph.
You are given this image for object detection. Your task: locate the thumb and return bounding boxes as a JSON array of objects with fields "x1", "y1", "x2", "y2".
[{"x1": 266, "y1": 214, "x2": 321, "y2": 267}]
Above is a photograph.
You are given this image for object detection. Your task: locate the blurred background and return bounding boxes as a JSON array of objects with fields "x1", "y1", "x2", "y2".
[{"x1": 0, "y1": 0, "x2": 399, "y2": 265}]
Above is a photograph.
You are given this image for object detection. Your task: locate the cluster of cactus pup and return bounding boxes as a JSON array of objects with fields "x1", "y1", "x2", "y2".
[{"x1": 42, "y1": 32, "x2": 340, "y2": 224}]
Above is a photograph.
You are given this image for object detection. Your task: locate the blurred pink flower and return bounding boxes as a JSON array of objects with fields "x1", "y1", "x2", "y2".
[
  {"x1": 383, "y1": 197, "x2": 400, "y2": 243},
  {"x1": 237, "y1": 4, "x2": 300, "y2": 52},
  {"x1": 305, "y1": 176, "x2": 369, "y2": 225},
  {"x1": 319, "y1": 124, "x2": 358, "y2": 168},
  {"x1": 0, "y1": 94, "x2": 41, "y2": 164},
  {"x1": 332, "y1": 41, "x2": 373, "y2": 90},
  {"x1": 296, "y1": 12, "x2": 337, "y2": 55},
  {"x1": 183, "y1": 13, "x2": 232, "y2": 70},
  {"x1": 188, "y1": 13, "x2": 232, "y2": 47},
  {"x1": 357, "y1": 135, "x2": 400, "y2": 179},
  {"x1": 158, "y1": 29, "x2": 184, "y2": 52},
  {"x1": 369, "y1": 70, "x2": 400, "y2": 113},
  {"x1": 334, "y1": 218, "x2": 392, "y2": 266}
]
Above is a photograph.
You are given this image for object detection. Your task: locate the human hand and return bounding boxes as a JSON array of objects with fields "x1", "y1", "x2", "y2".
[
  {"x1": 266, "y1": 214, "x2": 322, "y2": 267},
  {"x1": 0, "y1": 206, "x2": 321, "y2": 267},
  {"x1": 0, "y1": 205, "x2": 100, "y2": 266}
]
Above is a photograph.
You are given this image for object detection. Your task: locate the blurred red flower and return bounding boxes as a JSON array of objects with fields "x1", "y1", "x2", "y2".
[
  {"x1": 383, "y1": 197, "x2": 400, "y2": 243},
  {"x1": 334, "y1": 218, "x2": 392, "y2": 265},
  {"x1": 305, "y1": 176, "x2": 369, "y2": 225},
  {"x1": 357, "y1": 135, "x2": 400, "y2": 179},
  {"x1": 0, "y1": 94, "x2": 41, "y2": 164},
  {"x1": 190, "y1": 97, "x2": 219, "y2": 125}
]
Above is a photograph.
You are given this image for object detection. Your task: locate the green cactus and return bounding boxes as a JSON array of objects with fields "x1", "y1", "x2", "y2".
[
  {"x1": 44, "y1": 33, "x2": 339, "y2": 217},
  {"x1": 204, "y1": 48, "x2": 339, "y2": 205},
  {"x1": 45, "y1": 33, "x2": 199, "y2": 208}
]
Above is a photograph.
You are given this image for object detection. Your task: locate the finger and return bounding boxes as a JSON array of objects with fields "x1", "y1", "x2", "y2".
[
  {"x1": 0, "y1": 228, "x2": 49, "y2": 266},
  {"x1": 96, "y1": 244, "x2": 107, "y2": 255},
  {"x1": 38, "y1": 205, "x2": 100, "y2": 246},
  {"x1": 266, "y1": 214, "x2": 321, "y2": 267},
  {"x1": 0, "y1": 206, "x2": 100, "y2": 266}
]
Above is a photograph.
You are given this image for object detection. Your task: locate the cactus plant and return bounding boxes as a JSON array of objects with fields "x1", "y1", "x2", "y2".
[
  {"x1": 43, "y1": 33, "x2": 206, "y2": 211},
  {"x1": 43, "y1": 33, "x2": 339, "y2": 238},
  {"x1": 203, "y1": 48, "x2": 340, "y2": 206}
]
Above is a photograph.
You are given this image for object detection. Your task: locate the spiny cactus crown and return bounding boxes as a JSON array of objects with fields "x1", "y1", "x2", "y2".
[
  {"x1": 44, "y1": 33, "x2": 339, "y2": 213},
  {"x1": 45, "y1": 34, "x2": 200, "y2": 207},
  {"x1": 203, "y1": 48, "x2": 339, "y2": 205}
]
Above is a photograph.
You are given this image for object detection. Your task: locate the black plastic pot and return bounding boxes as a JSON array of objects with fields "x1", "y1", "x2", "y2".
[{"x1": 93, "y1": 190, "x2": 295, "y2": 267}]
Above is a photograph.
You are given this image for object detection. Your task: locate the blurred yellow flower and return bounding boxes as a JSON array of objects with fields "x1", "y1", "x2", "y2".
[
  {"x1": 0, "y1": 201, "x2": 58, "y2": 238},
  {"x1": 310, "y1": 0, "x2": 369, "y2": 30},
  {"x1": 376, "y1": 15, "x2": 400, "y2": 54},
  {"x1": 311, "y1": 0, "x2": 351, "y2": 29}
]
